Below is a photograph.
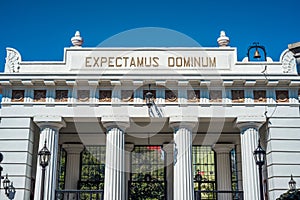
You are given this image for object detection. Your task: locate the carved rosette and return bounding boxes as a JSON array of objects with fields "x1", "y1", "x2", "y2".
[
  {"x1": 165, "y1": 90, "x2": 177, "y2": 102},
  {"x1": 187, "y1": 90, "x2": 200, "y2": 102},
  {"x1": 254, "y1": 90, "x2": 266, "y2": 103},
  {"x1": 77, "y1": 90, "x2": 90, "y2": 102},
  {"x1": 232, "y1": 90, "x2": 245, "y2": 103},
  {"x1": 5, "y1": 48, "x2": 21, "y2": 73},
  {"x1": 276, "y1": 90, "x2": 289, "y2": 103},
  {"x1": 121, "y1": 90, "x2": 134, "y2": 102},
  {"x1": 99, "y1": 90, "x2": 112, "y2": 102},
  {"x1": 34, "y1": 90, "x2": 46, "y2": 102},
  {"x1": 12, "y1": 90, "x2": 24, "y2": 102},
  {"x1": 55, "y1": 90, "x2": 68, "y2": 102},
  {"x1": 209, "y1": 90, "x2": 222, "y2": 102}
]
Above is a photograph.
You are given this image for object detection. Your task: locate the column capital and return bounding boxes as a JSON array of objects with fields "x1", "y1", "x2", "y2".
[
  {"x1": 62, "y1": 143, "x2": 84, "y2": 154},
  {"x1": 125, "y1": 143, "x2": 134, "y2": 152},
  {"x1": 235, "y1": 116, "x2": 265, "y2": 131},
  {"x1": 169, "y1": 116, "x2": 198, "y2": 131},
  {"x1": 33, "y1": 115, "x2": 66, "y2": 130},
  {"x1": 213, "y1": 143, "x2": 234, "y2": 153},
  {"x1": 101, "y1": 116, "x2": 130, "y2": 132}
]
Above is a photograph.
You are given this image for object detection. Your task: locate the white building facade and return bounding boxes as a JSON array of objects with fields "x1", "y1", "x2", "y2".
[{"x1": 0, "y1": 32, "x2": 300, "y2": 200}]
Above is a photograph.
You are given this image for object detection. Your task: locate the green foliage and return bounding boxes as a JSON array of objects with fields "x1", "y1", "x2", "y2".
[
  {"x1": 129, "y1": 146, "x2": 166, "y2": 200},
  {"x1": 277, "y1": 190, "x2": 300, "y2": 200}
]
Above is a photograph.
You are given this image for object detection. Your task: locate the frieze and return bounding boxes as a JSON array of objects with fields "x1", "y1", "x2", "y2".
[
  {"x1": 187, "y1": 90, "x2": 200, "y2": 102},
  {"x1": 55, "y1": 90, "x2": 68, "y2": 102},
  {"x1": 77, "y1": 90, "x2": 90, "y2": 102},
  {"x1": 12, "y1": 90, "x2": 24, "y2": 102},
  {"x1": 209, "y1": 90, "x2": 222, "y2": 102},
  {"x1": 276, "y1": 90, "x2": 289, "y2": 103},
  {"x1": 254, "y1": 90, "x2": 267, "y2": 103},
  {"x1": 34, "y1": 90, "x2": 46, "y2": 102},
  {"x1": 165, "y1": 90, "x2": 177, "y2": 102},
  {"x1": 121, "y1": 90, "x2": 134, "y2": 102},
  {"x1": 232, "y1": 90, "x2": 245, "y2": 103},
  {"x1": 99, "y1": 90, "x2": 112, "y2": 102}
]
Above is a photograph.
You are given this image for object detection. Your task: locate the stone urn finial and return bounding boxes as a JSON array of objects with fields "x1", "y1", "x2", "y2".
[
  {"x1": 71, "y1": 31, "x2": 83, "y2": 47},
  {"x1": 217, "y1": 30, "x2": 230, "y2": 47}
]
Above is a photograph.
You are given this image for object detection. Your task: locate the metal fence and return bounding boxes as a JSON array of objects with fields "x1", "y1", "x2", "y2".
[
  {"x1": 194, "y1": 190, "x2": 244, "y2": 200},
  {"x1": 55, "y1": 190, "x2": 104, "y2": 200}
]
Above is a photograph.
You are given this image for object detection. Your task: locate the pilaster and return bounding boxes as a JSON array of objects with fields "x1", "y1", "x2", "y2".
[
  {"x1": 125, "y1": 143, "x2": 134, "y2": 200},
  {"x1": 163, "y1": 143, "x2": 174, "y2": 200},
  {"x1": 62, "y1": 143, "x2": 84, "y2": 191},
  {"x1": 213, "y1": 143, "x2": 234, "y2": 200}
]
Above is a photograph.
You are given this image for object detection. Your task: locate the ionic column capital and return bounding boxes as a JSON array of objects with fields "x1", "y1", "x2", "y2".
[
  {"x1": 235, "y1": 116, "x2": 265, "y2": 132},
  {"x1": 169, "y1": 116, "x2": 198, "y2": 131},
  {"x1": 101, "y1": 116, "x2": 130, "y2": 132},
  {"x1": 62, "y1": 143, "x2": 84, "y2": 154},
  {"x1": 213, "y1": 143, "x2": 234, "y2": 154},
  {"x1": 33, "y1": 115, "x2": 66, "y2": 130}
]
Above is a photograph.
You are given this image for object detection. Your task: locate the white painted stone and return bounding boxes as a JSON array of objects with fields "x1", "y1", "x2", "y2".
[
  {"x1": 213, "y1": 144, "x2": 235, "y2": 200},
  {"x1": 102, "y1": 118, "x2": 129, "y2": 200},
  {"x1": 236, "y1": 117, "x2": 265, "y2": 200},
  {"x1": 33, "y1": 119, "x2": 65, "y2": 200}
]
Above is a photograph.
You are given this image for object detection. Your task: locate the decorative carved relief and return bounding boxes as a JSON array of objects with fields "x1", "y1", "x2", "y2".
[
  {"x1": 165, "y1": 90, "x2": 177, "y2": 102},
  {"x1": 12, "y1": 90, "x2": 24, "y2": 102},
  {"x1": 209, "y1": 90, "x2": 222, "y2": 102},
  {"x1": 276, "y1": 90, "x2": 289, "y2": 103},
  {"x1": 34, "y1": 90, "x2": 46, "y2": 102},
  {"x1": 77, "y1": 90, "x2": 90, "y2": 102},
  {"x1": 121, "y1": 90, "x2": 134, "y2": 102},
  {"x1": 232, "y1": 90, "x2": 245, "y2": 103},
  {"x1": 187, "y1": 90, "x2": 200, "y2": 102},
  {"x1": 99, "y1": 90, "x2": 112, "y2": 102},
  {"x1": 55, "y1": 90, "x2": 68, "y2": 102},
  {"x1": 281, "y1": 50, "x2": 296, "y2": 74},
  {"x1": 5, "y1": 48, "x2": 21, "y2": 73},
  {"x1": 143, "y1": 90, "x2": 156, "y2": 101},
  {"x1": 254, "y1": 90, "x2": 266, "y2": 102}
]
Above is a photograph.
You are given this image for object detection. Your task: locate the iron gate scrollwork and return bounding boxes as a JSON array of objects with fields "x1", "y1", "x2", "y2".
[{"x1": 129, "y1": 146, "x2": 167, "y2": 200}]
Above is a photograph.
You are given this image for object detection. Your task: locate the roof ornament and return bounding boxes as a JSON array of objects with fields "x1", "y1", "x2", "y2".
[
  {"x1": 71, "y1": 31, "x2": 83, "y2": 47},
  {"x1": 5, "y1": 48, "x2": 21, "y2": 73},
  {"x1": 217, "y1": 30, "x2": 230, "y2": 47}
]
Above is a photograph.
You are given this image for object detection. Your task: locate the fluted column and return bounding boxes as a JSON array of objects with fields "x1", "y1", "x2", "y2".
[
  {"x1": 213, "y1": 144, "x2": 234, "y2": 200},
  {"x1": 170, "y1": 116, "x2": 198, "y2": 200},
  {"x1": 236, "y1": 116, "x2": 265, "y2": 200},
  {"x1": 102, "y1": 116, "x2": 130, "y2": 200},
  {"x1": 62, "y1": 144, "x2": 84, "y2": 190},
  {"x1": 33, "y1": 116, "x2": 65, "y2": 200}
]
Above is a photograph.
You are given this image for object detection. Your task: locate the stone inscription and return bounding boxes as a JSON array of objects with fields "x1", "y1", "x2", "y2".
[{"x1": 84, "y1": 56, "x2": 216, "y2": 68}]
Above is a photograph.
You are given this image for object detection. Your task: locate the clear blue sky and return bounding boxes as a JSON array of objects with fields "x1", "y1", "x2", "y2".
[{"x1": 0, "y1": 0, "x2": 299, "y2": 71}]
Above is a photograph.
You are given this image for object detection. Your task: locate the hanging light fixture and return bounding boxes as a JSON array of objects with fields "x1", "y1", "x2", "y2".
[
  {"x1": 3, "y1": 174, "x2": 10, "y2": 195},
  {"x1": 253, "y1": 140, "x2": 266, "y2": 166},
  {"x1": 145, "y1": 84, "x2": 154, "y2": 108},
  {"x1": 38, "y1": 141, "x2": 51, "y2": 200},
  {"x1": 253, "y1": 139, "x2": 266, "y2": 200},
  {"x1": 289, "y1": 174, "x2": 297, "y2": 191},
  {"x1": 38, "y1": 141, "x2": 51, "y2": 168}
]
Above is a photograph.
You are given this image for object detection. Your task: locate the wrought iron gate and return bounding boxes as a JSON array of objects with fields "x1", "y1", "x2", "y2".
[{"x1": 128, "y1": 146, "x2": 167, "y2": 200}]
